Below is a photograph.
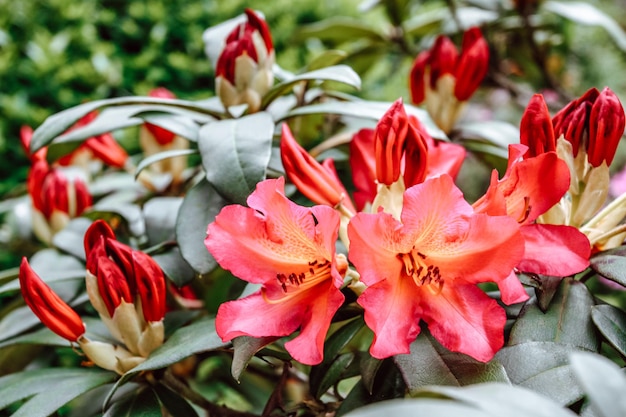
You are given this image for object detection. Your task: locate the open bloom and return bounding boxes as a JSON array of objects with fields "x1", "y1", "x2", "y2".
[
  {"x1": 138, "y1": 87, "x2": 189, "y2": 191},
  {"x1": 215, "y1": 9, "x2": 274, "y2": 113},
  {"x1": 348, "y1": 175, "x2": 523, "y2": 362},
  {"x1": 206, "y1": 178, "x2": 347, "y2": 365},
  {"x1": 521, "y1": 91, "x2": 626, "y2": 251},
  {"x1": 409, "y1": 27, "x2": 489, "y2": 133},
  {"x1": 473, "y1": 144, "x2": 590, "y2": 301}
]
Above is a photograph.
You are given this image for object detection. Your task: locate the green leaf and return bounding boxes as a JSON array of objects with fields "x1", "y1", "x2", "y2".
[
  {"x1": 591, "y1": 304, "x2": 626, "y2": 356},
  {"x1": 508, "y1": 278, "x2": 598, "y2": 351},
  {"x1": 104, "y1": 387, "x2": 162, "y2": 417},
  {"x1": 304, "y1": 50, "x2": 348, "y2": 71},
  {"x1": 152, "y1": 248, "x2": 196, "y2": 287},
  {"x1": 261, "y1": 65, "x2": 361, "y2": 108},
  {"x1": 175, "y1": 179, "x2": 226, "y2": 275},
  {"x1": 31, "y1": 96, "x2": 223, "y2": 153},
  {"x1": 315, "y1": 352, "x2": 356, "y2": 399},
  {"x1": 590, "y1": 245, "x2": 626, "y2": 286},
  {"x1": 142, "y1": 197, "x2": 182, "y2": 246},
  {"x1": 342, "y1": 398, "x2": 488, "y2": 417},
  {"x1": 454, "y1": 120, "x2": 519, "y2": 160},
  {"x1": 198, "y1": 112, "x2": 274, "y2": 204},
  {"x1": 231, "y1": 336, "x2": 275, "y2": 382},
  {"x1": 413, "y1": 382, "x2": 576, "y2": 417},
  {"x1": 298, "y1": 17, "x2": 385, "y2": 43},
  {"x1": 0, "y1": 326, "x2": 66, "y2": 349},
  {"x1": 135, "y1": 149, "x2": 198, "y2": 180},
  {"x1": 495, "y1": 341, "x2": 585, "y2": 405},
  {"x1": 570, "y1": 352, "x2": 626, "y2": 417},
  {"x1": 0, "y1": 368, "x2": 115, "y2": 417},
  {"x1": 284, "y1": 100, "x2": 447, "y2": 140},
  {"x1": 543, "y1": 1, "x2": 626, "y2": 51},
  {"x1": 50, "y1": 217, "x2": 93, "y2": 260},
  {"x1": 153, "y1": 384, "x2": 199, "y2": 417}
]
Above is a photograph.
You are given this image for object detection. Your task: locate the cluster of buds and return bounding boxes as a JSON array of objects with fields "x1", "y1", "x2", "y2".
[
  {"x1": 410, "y1": 27, "x2": 489, "y2": 133},
  {"x1": 21, "y1": 127, "x2": 92, "y2": 244},
  {"x1": 521, "y1": 87, "x2": 626, "y2": 250},
  {"x1": 215, "y1": 9, "x2": 274, "y2": 113},
  {"x1": 138, "y1": 87, "x2": 189, "y2": 191},
  {"x1": 19, "y1": 220, "x2": 167, "y2": 374}
]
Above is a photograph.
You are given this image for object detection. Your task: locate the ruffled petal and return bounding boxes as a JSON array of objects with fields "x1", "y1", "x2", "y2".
[
  {"x1": 422, "y1": 283, "x2": 506, "y2": 362},
  {"x1": 357, "y1": 277, "x2": 422, "y2": 358},
  {"x1": 498, "y1": 271, "x2": 530, "y2": 305},
  {"x1": 516, "y1": 224, "x2": 590, "y2": 276}
]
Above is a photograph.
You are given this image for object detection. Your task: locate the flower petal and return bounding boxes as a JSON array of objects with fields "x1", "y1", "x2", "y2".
[
  {"x1": 498, "y1": 271, "x2": 530, "y2": 305},
  {"x1": 422, "y1": 283, "x2": 505, "y2": 362},
  {"x1": 516, "y1": 224, "x2": 590, "y2": 276}
]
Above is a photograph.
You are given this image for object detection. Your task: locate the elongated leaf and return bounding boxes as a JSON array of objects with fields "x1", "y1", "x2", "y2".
[
  {"x1": 175, "y1": 179, "x2": 226, "y2": 275},
  {"x1": 143, "y1": 197, "x2": 182, "y2": 246},
  {"x1": 151, "y1": 248, "x2": 196, "y2": 287},
  {"x1": 135, "y1": 149, "x2": 198, "y2": 180},
  {"x1": 508, "y1": 278, "x2": 598, "y2": 351},
  {"x1": 315, "y1": 353, "x2": 356, "y2": 399},
  {"x1": 231, "y1": 336, "x2": 275, "y2": 382},
  {"x1": 305, "y1": 50, "x2": 348, "y2": 71},
  {"x1": 590, "y1": 246, "x2": 626, "y2": 286},
  {"x1": 31, "y1": 97, "x2": 224, "y2": 153},
  {"x1": 198, "y1": 112, "x2": 274, "y2": 204},
  {"x1": 414, "y1": 383, "x2": 576, "y2": 417},
  {"x1": 261, "y1": 65, "x2": 361, "y2": 108},
  {"x1": 496, "y1": 341, "x2": 584, "y2": 405},
  {"x1": 284, "y1": 100, "x2": 447, "y2": 140},
  {"x1": 103, "y1": 387, "x2": 161, "y2": 417},
  {"x1": 454, "y1": 120, "x2": 519, "y2": 160},
  {"x1": 570, "y1": 352, "x2": 626, "y2": 417},
  {"x1": 591, "y1": 304, "x2": 626, "y2": 356},
  {"x1": 543, "y1": 1, "x2": 626, "y2": 51},
  {"x1": 298, "y1": 17, "x2": 385, "y2": 43},
  {"x1": 50, "y1": 217, "x2": 93, "y2": 260},
  {"x1": 343, "y1": 398, "x2": 488, "y2": 417},
  {"x1": 153, "y1": 384, "x2": 199, "y2": 417},
  {"x1": 0, "y1": 368, "x2": 115, "y2": 417}
]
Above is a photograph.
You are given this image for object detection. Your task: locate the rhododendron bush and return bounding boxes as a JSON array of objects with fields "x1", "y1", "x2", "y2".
[{"x1": 4, "y1": 2, "x2": 626, "y2": 416}]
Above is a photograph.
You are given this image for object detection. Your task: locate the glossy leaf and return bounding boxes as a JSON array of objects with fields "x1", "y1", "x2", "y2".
[
  {"x1": 508, "y1": 278, "x2": 598, "y2": 351},
  {"x1": 261, "y1": 65, "x2": 361, "y2": 108},
  {"x1": 543, "y1": 1, "x2": 626, "y2": 51},
  {"x1": 342, "y1": 398, "x2": 488, "y2": 417},
  {"x1": 151, "y1": 248, "x2": 196, "y2": 287},
  {"x1": 103, "y1": 387, "x2": 161, "y2": 417},
  {"x1": 314, "y1": 352, "x2": 356, "y2": 399},
  {"x1": 495, "y1": 341, "x2": 584, "y2": 405},
  {"x1": 153, "y1": 384, "x2": 199, "y2": 417},
  {"x1": 305, "y1": 50, "x2": 349, "y2": 71},
  {"x1": 454, "y1": 120, "x2": 519, "y2": 160},
  {"x1": 414, "y1": 382, "x2": 577, "y2": 417},
  {"x1": 135, "y1": 149, "x2": 198, "y2": 180},
  {"x1": 198, "y1": 112, "x2": 274, "y2": 205},
  {"x1": 284, "y1": 100, "x2": 447, "y2": 140},
  {"x1": 31, "y1": 97, "x2": 223, "y2": 153},
  {"x1": 50, "y1": 217, "x2": 93, "y2": 260},
  {"x1": 143, "y1": 197, "x2": 182, "y2": 246},
  {"x1": 0, "y1": 368, "x2": 115, "y2": 417},
  {"x1": 175, "y1": 179, "x2": 225, "y2": 275},
  {"x1": 231, "y1": 336, "x2": 275, "y2": 382},
  {"x1": 590, "y1": 246, "x2": 626, "y2": 286},
  {"x1": 591, "y1": 304, "x2": 626, "y2": 356},
  {"x1": 298, "y1": 17, "x2": 385, "y2": 43},
  {"x1": 570, "y1": 351, "x2": 626, "y2": 417}
]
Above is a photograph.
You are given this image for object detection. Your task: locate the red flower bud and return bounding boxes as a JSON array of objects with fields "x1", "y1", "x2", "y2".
[
  {"x1": 19, "y1": 258, "x2": 85, "y2": 342},
  {"x1": 409, "y1": 51, "x2": 430, "y2": 105},
  {"x1": 145, "y1": 88, "x2": 177, "y2": 145},
  {"x1": 520, "y1": 94, "x2": 556, "y2": 158},
  {"x1": 280, "y1": 124, "x2": 355, "y2": 212},
  {"x1": 454, "y1": 27, "x2": 489, "y2": 101},
  {"x1": 133, "y1": 251, "x2": 167, "y2": 322}
]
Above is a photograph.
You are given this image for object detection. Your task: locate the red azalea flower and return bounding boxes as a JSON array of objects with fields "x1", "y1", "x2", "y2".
[
  {"x1": 206, "y1": 178, "x2": 347, "y2": 365},
  {"x1": 348, "y1": 175, "x2": 523, "y2": 362}
]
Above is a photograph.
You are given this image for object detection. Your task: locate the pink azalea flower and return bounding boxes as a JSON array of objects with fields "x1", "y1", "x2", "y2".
[
  {"x1": 205, "y1": 178, "x2": 348, "y2": 365},
  {"x1": 348, "y1": 174, "x2": 524, "y2": 362}
]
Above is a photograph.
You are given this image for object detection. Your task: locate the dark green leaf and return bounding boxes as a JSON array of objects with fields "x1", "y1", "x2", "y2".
[
  {"x1": 104, "y1": 387, "x2": 162, "y2": 417},
  {"x1": 590, "y1": 246, "x2": 626, "y2": 286},
  {"x1": 342, "y1": 398, "x2": 488, "y2": 417},
  {"x1": 50, "y1": 217, "x2": 93, "y2": 260},
  {"x1": 31, "y1": 97, "x2": 224, "y2": 153},
  {"x1": 315, "y1": 352, "x2": 355, "y2": 399},
  {"x1": 591, "y1": 304, "x2": 626, "y2": 356},
  {"x1": 0, "y1": 368, "x2": 115, "y2": 417},
  {"x1": 570, "y1": 352, "x2": 626, "y2": 417},
  {"x1": 142, "y1": 197, "x2": 182, "y2": 246},
  {"x1": 495, "y1": 341, "x2": 584, "y2": 405},
  {"x1": 543, "y1": 1, "x2": 626, "y2": 51},
  {"x1": 0, "y1": 326, "x2": 66, "y2": 349},
  {"x1": 152, "y1": 248, "x2": 196, "y2": 287},
  {"x1": 404, "y1": 8, "x2": 448, "y2": 36},
  {"x1": 262, "y1": 65, "x2": 361, "y2": 108},
  {"x1": 231, "y1": 336, "x2": 275, "y2": 382},
  {"x1": 135, "y1": 148, "x2": 198, "y2": 181},
  {"x1": 508, "y1": 278, "x2": 598, "y2": 351},
  {"x1": 153, "y1": 384, "x2": 199, "y2": 417},
  {"x1": 284, "y1": 100, "x2": 447, "y2": 140},
  {"x1": 87, "y1": 203, "x2": 145, "y2": 237},
  {"x1": 175, "y1": 179, "x2": 225, "y2": 275},
  {"x1": 140, "y1": 112, "x2": 202, "y2": 142},
  {"x1": 198, "y1": 112, "x2": 274, "y2": 204},
  {"x1": 414, "y1": 382, "x2": 576, "y2": 417},
  {"x1": 298, "y1": 17, "x2": 385, "y2": 43},
  {"x1": 360, "y1": 354, "x2": 383, "y2": 395}
]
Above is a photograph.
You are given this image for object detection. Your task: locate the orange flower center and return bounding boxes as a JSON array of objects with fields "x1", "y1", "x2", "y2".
[
  {"x1": 398, "y1": 249, "x2": 444, "y2": 294},
  {"x1": 276, "y1": 259, "x2": 331, "y2": 293}
]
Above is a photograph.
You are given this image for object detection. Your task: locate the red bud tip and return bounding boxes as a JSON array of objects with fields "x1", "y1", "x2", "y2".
[
  {"x1": 520, "y1": 94, "x2": 556, "y2": 158},
  {"x1": 19, "y1": 258, "x2": 85, "y2": 342},
  {"x1": 132, "y1": 251, "x2": 167, "y2": 322},
  {"x1": 374, "y1": 99, "x2": 409, "y2": 185},
  {"x1": 454, "y1": 27, "x2": 489, "y2": 101},
  {"x1": 409, "y1": 51, "x2": 429, "y2": 105},
  {"x1": 588, "y1": 87, "x2": 626, "y2": 167}
]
